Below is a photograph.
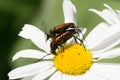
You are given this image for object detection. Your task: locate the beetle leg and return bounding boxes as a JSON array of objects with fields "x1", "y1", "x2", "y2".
[
  {"x1": 73, "y1": 36, "x2": 86, "y2": 50},
  {"x1": 34, "y1": 53, "x2": 51, "y2": 63},
  {"x1": 60, "y1": 45, "x2": 64, "y2": 52}
]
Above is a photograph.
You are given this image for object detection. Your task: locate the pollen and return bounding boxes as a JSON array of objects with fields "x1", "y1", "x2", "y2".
[{"x1": 53, "y1": 44, "x2": 93, "y2": 75}]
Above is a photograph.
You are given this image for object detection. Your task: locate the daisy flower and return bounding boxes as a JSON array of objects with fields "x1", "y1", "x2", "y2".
[{"x1": 8, "y1": 0, "x2": 120, "y2": 80}]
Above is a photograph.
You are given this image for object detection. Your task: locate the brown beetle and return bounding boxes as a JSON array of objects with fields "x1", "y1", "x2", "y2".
[
  {"x1": 47, "y1": 23, "x2": 75, "y2": 40},
  {"x1": 50, "y1": 29, "x2": 77, "y2": 55}
]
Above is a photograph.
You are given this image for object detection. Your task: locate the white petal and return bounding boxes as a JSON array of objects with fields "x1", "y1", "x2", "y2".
[
  {"x1": 74, "y1": 71, "x2": 107, "y2": 80},
  {"x1": 8, "y1": 61, "x2": 53, "y2": 79},
  {"x1": 61, "y1": 74, "x2": 81, "y2": 80},
  {"x1": 87, "y1": 22, "x2": 120, "y2": 51},
  {"x1": 90, "y1": 63, "x2": 120, "y2": 80},
  {"x1": 103, "y1": 4, "x2": 114, "y2": 11},
  {"x1": 61, "y1": 74, "x2": 83, "y2": 80},
  {"x1": 49, "y1": 71, "x2": 62, "y2": 80},
  {"x1": 102, "y1": 9, "x2": 120, "y2": 23},
  {"x1": 32, "y1": 67, "x2": 56, "y2": 80},
  {"x1": 93, "y1": 48, "x2": 120, "y2": 60},
  {"x1": 61, "y1": 74, "x2": 70, "y2": 80},
  {"x1": 69, "y1": 75, "x2": 85, "y2": 80},
  {"x1": 92, "y1": 38, "x2": 120, "y2": 54},
  {"x1": 89, "y1": 4, "x2": 120, "y2": 25},
  {"x1": 116, "y1": 10, "x2": 120, "y2": 16},
  {"x1": 12, "y1": 49, "x2": 53, "y2": 61},
  {"x1": 102, "y1": 5, "x2": 120, "y2": 23},
  {"x1": 22, "y1": 75, "x2": 34, "y2": 80},
  {"x1": 85, "y1": 22, "x2": 109, "y2": 48},
  {"x1": 89, "y1": 9, "x2": 114, "y2": 24},
  {"x1": 63, "y1": 0, "x2": 76, "y2": 24},
  {"x1": 18, "y1": 24, "x2": 50, "y2": 52},
  {"x1": 104, "y1": 4, "x2": 120, "y2": 22}
]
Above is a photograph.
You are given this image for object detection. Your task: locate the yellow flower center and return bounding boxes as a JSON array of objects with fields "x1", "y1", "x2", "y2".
[{"x1": 54, "y1": 44, "x2": 93, "y2": 75}]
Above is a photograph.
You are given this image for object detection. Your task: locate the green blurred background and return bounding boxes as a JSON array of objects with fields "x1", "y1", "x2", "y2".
[{"x1": 0, "y1": 0, "x2": 120, "y2": 80}]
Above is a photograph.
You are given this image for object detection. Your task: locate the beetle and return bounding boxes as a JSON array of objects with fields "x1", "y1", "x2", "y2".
[
  {"x1": 47, "y1": 23, "x2": 75, "y2": 40},
  {"x1": 50, "y1": 29, "x2": 77, "y2": 55}
]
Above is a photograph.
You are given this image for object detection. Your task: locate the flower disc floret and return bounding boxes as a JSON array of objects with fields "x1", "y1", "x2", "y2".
[{"x1": 54, "y1": 44, "x2": 93, "y2": 75}]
